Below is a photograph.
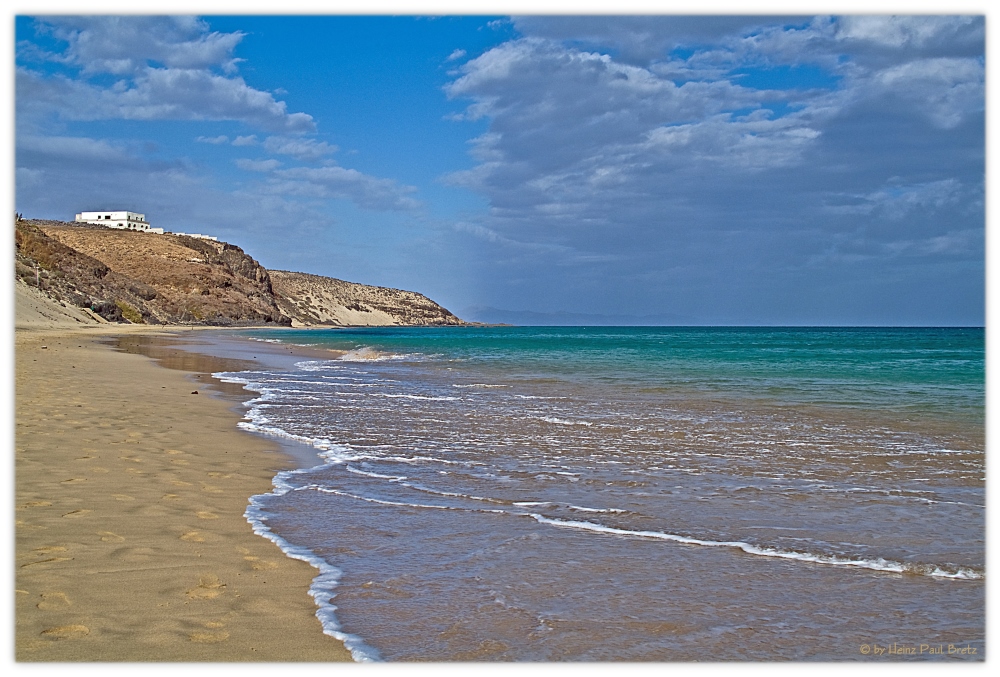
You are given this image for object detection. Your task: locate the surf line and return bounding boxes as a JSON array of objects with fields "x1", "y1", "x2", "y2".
[{"x1": 528, "y1": 514, "x2": 983, "y2": 580}]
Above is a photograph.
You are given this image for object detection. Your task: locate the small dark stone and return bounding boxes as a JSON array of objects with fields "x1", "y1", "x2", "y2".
[{"x1": 191, "y1": 390, "x2": 199, "y2": 395}]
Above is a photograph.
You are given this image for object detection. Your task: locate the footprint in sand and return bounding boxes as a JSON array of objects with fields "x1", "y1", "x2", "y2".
[
  {"x1": 180, "y1": 531, "x2": 205, "y2": 542},
  {"x1": 244, "y1": 557, "x2": 279, "y2": 571},
  {"x1": 171, "y1": 480, "x2": 193, "y2": 487},
  {"x1": 186, "y1": 575, "x2": 227, "y2": 599},
  {"x1": 61, "y1": 510, "x2": 92, "y2": 518},
  {"x1": 41, "y1": 625, "x2": 89, "y2": 639},
  {"x1": 33, "y1": 546, "x2": 68, "y2": 554},
  {"x1": 21, "y1": 557, "x2": 73, "y2": 569},
  {"x1": 162, "y1": 493, "x2": 179, "y2": 500},
  {"x1": 37, "y1": 592, "x2": 72, "y2": 610},
  {"x1": 117, "y1": 547, "x2": 154, "y2": 563},
  {"x1": 195, "y1": 511, "x2": 218, "y2": 520},
  {"x1": 112, "y1": 494, "x2": 135, "y2": 501},
  {"x1": 98, "y1": 531, "x2": 125, "y2": 542},
  {"x1": 19, "y1": 501, "x2": 53, "y2": 509},
  {"x1": 119, "y1": 456, "x2": 142, "y2": 463},
  {"x1": 60, "y1": 478, "x2": 87, "y2": 484},
  {"x1": 189, "y1": 630, "x2": 229, "y2": 643}
]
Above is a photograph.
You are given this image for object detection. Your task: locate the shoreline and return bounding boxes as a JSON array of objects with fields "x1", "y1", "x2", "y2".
[{"x1": 14, "y1": 319, "x2": 353, "y2": 661}]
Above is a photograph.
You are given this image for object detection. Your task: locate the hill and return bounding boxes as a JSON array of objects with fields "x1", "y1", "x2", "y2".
[
  {"x1": 14, "y1": 219, "x2": 466, "y2": 327},
  {"x1": 269, "y1": 270, "x2": 464, "y2": 327}
]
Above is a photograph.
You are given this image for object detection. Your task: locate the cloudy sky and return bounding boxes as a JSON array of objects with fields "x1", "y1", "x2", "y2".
[{"x1": 14, "y1": 10, "x2": 985, "y2": 325}]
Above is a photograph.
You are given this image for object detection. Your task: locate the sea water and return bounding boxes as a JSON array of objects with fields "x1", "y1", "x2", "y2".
[{"x1": 214, "y1": 327, "x2": 984, "y2": 661}]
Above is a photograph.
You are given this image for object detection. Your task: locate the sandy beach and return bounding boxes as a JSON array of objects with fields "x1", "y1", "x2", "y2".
[{"x1": 14, "y1": 282, "x2": 352, "y2": 661}]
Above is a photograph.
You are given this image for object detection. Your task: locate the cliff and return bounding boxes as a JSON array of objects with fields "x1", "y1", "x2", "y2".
[
  {"x1": 14, "y1": 219, "x2": 466, "y2": 327},
  {"x1": 269, "y1": 270, "x2": 465, "y2": 327}
]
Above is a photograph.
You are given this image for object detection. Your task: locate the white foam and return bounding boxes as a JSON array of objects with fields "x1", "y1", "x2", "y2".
[
  {"x1": 453, "y1": 383, "x2": 510, "y2": 388},
  {"x1": 375, "y1": 393, "x2": 460, "y2": 401},
  {"x1": 539, "y1": 416, "x2": 593, "y2": 426},
  {"x1": 346, "y1": 465, "x2": 407, "y2": 481},
  {"x1": 338, "y1": 347, "x2": 415, "y2": 362},
  {"x1": 526, "y1": 515, "x2": 984, "y2": 580},
  {"x1": 245, "y1": 474, "x2": 380, "y2": 662},
  {"x1": 306, "y1": 485, "x2": 506, "y2": 515}
]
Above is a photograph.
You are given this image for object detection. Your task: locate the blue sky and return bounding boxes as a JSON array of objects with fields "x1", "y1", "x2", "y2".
[{"x1": 14, "y1": 11, "x2": 985, "y2": 325}]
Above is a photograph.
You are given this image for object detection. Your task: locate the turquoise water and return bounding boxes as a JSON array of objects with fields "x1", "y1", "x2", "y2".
[
  {"x1": 242, "y1": 326, "x2": 984, "y2": 418},
  {"x1": 215, "y1": 326, "x2": 984, "y2": 661}
]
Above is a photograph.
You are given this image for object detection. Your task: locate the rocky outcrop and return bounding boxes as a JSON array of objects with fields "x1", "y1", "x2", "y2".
[
  {"x1": 16, "y1": 220, "x2": 290, "y2": 326},
  {"x1": 269, "y1": 270, "x2": 466, "y2": 327},
  {"x1": 14, "y1": 218, "x2": 466, "y2": 327}
]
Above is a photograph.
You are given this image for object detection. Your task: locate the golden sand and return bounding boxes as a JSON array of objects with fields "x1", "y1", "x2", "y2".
[{"x1": 14, "y1": 283, "x2": 352, "y2": 661}]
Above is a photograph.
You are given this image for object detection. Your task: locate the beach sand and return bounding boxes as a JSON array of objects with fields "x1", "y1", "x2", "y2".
[{"x1": 14, "y1": 282, "x2": 352, "y2": 661}]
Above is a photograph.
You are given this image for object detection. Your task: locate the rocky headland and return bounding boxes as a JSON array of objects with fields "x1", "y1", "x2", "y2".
[{"x1": 14, "y1": 218, "x2": 467, "y2": 327}]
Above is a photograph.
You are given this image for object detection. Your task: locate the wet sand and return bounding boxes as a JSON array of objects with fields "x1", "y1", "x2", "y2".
[{"x1": 14, "y1": 313, "x2": 353, "y2": 660}]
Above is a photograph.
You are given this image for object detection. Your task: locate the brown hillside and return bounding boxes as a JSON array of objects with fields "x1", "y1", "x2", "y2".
[
  {"x1": 20, "y1": 220, "x2": 289, "y2": 326},
  {"x1": 269, "y1": 270, "x2": 466, "y2": 327}
]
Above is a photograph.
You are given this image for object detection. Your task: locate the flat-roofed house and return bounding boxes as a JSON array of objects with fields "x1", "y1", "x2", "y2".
[{"x1": 75, "y1": 210, "x2": 164, "y2": 234}]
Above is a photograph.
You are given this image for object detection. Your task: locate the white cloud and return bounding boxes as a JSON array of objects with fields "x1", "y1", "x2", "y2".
[
  {"x1": 447, "y1": 49, "x2": 467, "y2": 62},
  {"x1": 232, "y1": 134, "x2": 259, "y2": 146},
  {"x1": 196, "y1": 134, "x2": 228, "y2": 144},
  {"x1": 17, "y1": 134, "x2": 133, "y2": 163},
  {"x1": 40, "y1": 16, "x2": 245, "y2": 76},
  {"x1": 836, "y1": 16, "x2": 982, "y2": 50},
  {"x1": 269, "y1": 165, "x2": 420, "y2": 211},
  {"x1": 18, "y1": 17, "x2": 316, "y2": 133},
  {"x1": 871, "y1": 57, "x2": 984, "y2": 129},
  {"x1": 235, "y1": 158, "x2": 281, "y2": 172},
  {"x1": 825, "y1": 179, "x2": 964, "y2": 220},
  {"x1": 263, "y1": 136, "x2": 337, "y2": 161}
]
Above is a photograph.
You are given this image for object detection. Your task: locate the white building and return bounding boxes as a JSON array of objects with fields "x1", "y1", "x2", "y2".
[
  {"x1": 172, "y1": 232, "x2": 218, "y2": 241},
  {"x1": 75, "y1": 210, "x2": 164, "y2": 234}
]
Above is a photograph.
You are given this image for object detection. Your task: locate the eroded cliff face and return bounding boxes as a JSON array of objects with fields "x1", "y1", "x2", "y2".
[
  {"x1": 269, "y1": 270, "x2": 466, "y2": 327},
  {"x1": 14, "y1": 219, "x2": 467, "y2": 327},
  {"x1": 15, "y1": 220, "x2": 290, "y2": 326}
]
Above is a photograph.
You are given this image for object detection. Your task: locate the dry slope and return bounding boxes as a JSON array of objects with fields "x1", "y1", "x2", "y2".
[
  {"x1": 18, "y1": 220, "x2": 290, "y2": 326},
  {"x1": 269, "y1": 270, "x2": 466, "y2": 327}
]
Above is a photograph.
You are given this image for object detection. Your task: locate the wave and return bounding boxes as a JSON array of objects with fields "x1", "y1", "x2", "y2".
[
  {"x1": 539, "y1": 416, "x2": 593, "y2": 426},
  {"x1": 245, "y1": 472, "x2": 381, "y2": 662},
  {"x1": 338, "y1": 347, "x2": 415, "y2": 362},
  {"x1": 527, "y1": 514, "x2": 984, "y2": 580}
]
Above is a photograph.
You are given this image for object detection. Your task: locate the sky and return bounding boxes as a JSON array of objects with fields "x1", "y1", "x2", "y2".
[{"x1": 12, "y1": 8, "x2": 986, "y2": 325}]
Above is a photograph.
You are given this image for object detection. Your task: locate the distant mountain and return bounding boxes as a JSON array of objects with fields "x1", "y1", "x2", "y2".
[{"x1": 461, "y1": 306, "x2": 697, "y2": 326}]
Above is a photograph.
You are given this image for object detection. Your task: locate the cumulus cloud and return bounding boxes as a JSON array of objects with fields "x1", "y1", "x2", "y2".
[
  {"x1": 197, "y1": 134, "x2": 228, "y2": 144},
  {"x1": 18, "y1": 16, "x2": 315, "y2": 133},
  {"x1": 39, "y1": 16, "x2": 245, "y2": 76},
  {"x1": 441, "y1": 15, "x2": 983, "y2": 323},
  {"x1": 263, "y1": 136, "x2": 338, "y2": 161},
  {"x1": 268, "y1": 165, "x2": 420, "y2": 211},
  {"x1": 232, "y1": 134, "x2": 258, "y2": 146},
  {"x1": 17, "y1": 134, "x2": 135, "y2": 163},
  {"x1": 235, "y1": 158, "x2": 281, "y2": 172}
]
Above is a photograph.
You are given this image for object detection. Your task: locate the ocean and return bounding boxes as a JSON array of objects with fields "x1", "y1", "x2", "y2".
[{"x1": 210, "y1": 326, "x2": 984, "y2": 661}]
